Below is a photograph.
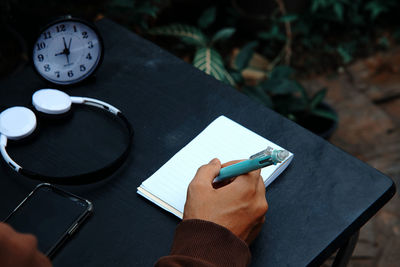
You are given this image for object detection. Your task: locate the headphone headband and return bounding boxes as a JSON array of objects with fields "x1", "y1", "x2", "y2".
[{"x1": 0, "y1": 89, "x2": 133, "y2": 185}]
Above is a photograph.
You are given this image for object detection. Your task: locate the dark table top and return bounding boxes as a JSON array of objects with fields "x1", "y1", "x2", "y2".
[{"x1": 0, "y1": 19, "x2": 395, "y2": 266}]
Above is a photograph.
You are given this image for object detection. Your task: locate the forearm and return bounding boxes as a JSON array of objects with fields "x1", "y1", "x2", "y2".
[{"x1": 155, "y1": 219, "x2": 251, "y2": 267}]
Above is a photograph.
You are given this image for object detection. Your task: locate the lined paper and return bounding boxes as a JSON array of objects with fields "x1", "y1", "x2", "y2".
[{"x1": 137, "y1": 116, "x2": 293, "y2": 218}]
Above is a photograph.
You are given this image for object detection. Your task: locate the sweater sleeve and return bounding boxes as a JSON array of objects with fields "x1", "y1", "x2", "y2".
[{"x1": 155, "y1": 219, "x2": 251, "y2": 267}]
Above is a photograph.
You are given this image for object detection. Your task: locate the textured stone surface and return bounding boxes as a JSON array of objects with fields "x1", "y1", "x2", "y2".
[{"x1": 348, "y1": 47, "x2": 400, "y2": 102}]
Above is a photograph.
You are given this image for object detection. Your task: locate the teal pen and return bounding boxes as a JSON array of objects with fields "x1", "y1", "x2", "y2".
[{"x1": 213, "y1": 148, "x2": 289, "y2": 183}]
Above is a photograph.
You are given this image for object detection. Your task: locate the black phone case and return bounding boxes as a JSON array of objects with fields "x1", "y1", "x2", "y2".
[{"x1": 4, "y1": 183, "x2": 93, "y2": 258}]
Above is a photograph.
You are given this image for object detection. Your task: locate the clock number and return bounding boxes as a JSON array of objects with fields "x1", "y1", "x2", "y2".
[
  {"x1": 56, "y1": 24, "x2": 66, "y2": 32},
  {"x1": 80, "y1": 65, "x2": 86, "y2": 72},
  {"x1": 86, "y1": 53, "x2": 92, "y2": 60},
  {"x1": 36, "y1": 42, "x2": 46, "y2": 51},
  {"x1": 37, "y1": 54, "x2": 44, "y2": 62},
  {"x1": 68, "y1": 70, "x2": 74, "y2": 77},
  {"x1": 55, "y1": 71, "x2": 60, "y2": 78},
  {"x1": 82, "y1": 32, "x2": 88, "y2": 39},
  {"x1": 73, "y1": 25, "x2": 77, "y2": 32},
  {"x1": 43, "y1": 31, "x2": 52, "y2": 39},
  {"x1": 44, "y1": 64, "x2": 50, "y2": 72},
  {"x1": 88, "y1": 41, "x2": 94, "y2": 49}
]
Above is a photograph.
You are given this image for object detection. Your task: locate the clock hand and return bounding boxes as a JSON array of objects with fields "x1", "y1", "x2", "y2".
[
  {"x1": 66, "y1": 53, "x2": 70, "y2": 65},
  {"x1": 55, "y1": 38, "x2": 69, "y2": 57},
  {"x1": 67, "y1": 38, "x2": 72, "y2": 50},
  {"x1": 65, "y1": 38, "x2": 72, "y2": 66},
  {"x1": 62, "y1": 37, "x2": 68, "y2": 50},
  {"x1": 62, "y1": 37, "x2": 69, "y2": 65},
  {"x1": 61, "y1": 37, "x2": 72, "y2": 65}
]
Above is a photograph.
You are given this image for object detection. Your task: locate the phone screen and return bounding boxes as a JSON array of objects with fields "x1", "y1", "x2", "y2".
[{"x1": 5, "y1": 184, "x2": 92, "y2": 256}]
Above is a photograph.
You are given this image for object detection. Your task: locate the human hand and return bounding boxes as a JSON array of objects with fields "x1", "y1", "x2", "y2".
[
  {"x1": 0, "y1": 223, "x2": 52, "y2": 267},
  {"x1": 183, "y1": 158, "x2": 268, "y2": 244}
]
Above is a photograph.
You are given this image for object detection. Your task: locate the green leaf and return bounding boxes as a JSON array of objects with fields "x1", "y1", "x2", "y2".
[
  {"x1": 269, "y1": 65, "x2": 295, "y2": 79},
  {"x1": 242, "y1": 86, "x2": 273, "y2": 108},
  {"x1": 193, "y1": 47, "x2": 233, "y2": 85},
  {"x1": 258, "y1": 25, "x2": 286, "y2": 41},
  {"x1": 285, "y1": 96, "x2": 308, "y2": 113},
  {"x1": 288, "y1": 114, "x2": 297, "y2": 121},
  {"x1": 333, "y1": 2, "x2": 344, "y2": 21},
  {"x1": 311, "y1": 108, "x2": 338, "y2": 121},
  {"x1": 260, "y1": 66, "x2": 299, "y2": 95},
  {"x1": 148, "y1": 24, "x2": 208, "y2": 47},
  {"x1": 197, "y1": 6, "x2": 216, "y2": 29},
  {"x1": 272, "y1": 95, "x2": 305, "y2": 116},
  {"x1": 229, "y1": 71, "x2": 244, "y2": 84},
  {"x1": 311, "y1": 0, "x2": 327, "y2": 12},
  {"x1": 234, "y1": 41, "x2": 258, "y2": 71},
  {"x1": 262, "y1": 78, "x2": 299, "y2": 95},
  {"x1": 310, "y1": 88, "x2": 326, "y2": 110},
  {"x1": 222, "y1": 69, "x2": 237, "y2": 87},
  {"x1": 211, "y1": 28, "x2": 236, "y2": 44},
  {"x1": 337, "y1": 45, "x2": 352, "y2": 64},
  {"x1": 135, "y1": 5, "x2": 159, "y2": 18},
  {"x1": 278, "y1": 14, "x2": 298, "y2": 23},
  {"x1": 378, "y1": 36, "x2": 390, "y2": 49},
  {"x1": 365, "y1": 1, "x2": 388, "y2": 20},
  {"x1": 293, "y1": 81, "x2": 309, "y2": 103}
]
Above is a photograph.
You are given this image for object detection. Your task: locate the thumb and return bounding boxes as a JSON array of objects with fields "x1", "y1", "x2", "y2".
[{"x1": 194, "y1": 158, "x2": 221, "y2": 185}]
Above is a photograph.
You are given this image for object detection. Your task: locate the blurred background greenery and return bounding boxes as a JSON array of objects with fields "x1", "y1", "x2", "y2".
[{"x1": 1, "y1": 0, "x2": 400, "y2": 137}]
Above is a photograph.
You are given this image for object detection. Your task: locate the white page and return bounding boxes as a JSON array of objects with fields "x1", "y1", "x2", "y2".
[{"x1": 138, "y1": 115, "x2": 293, "y2": 217}]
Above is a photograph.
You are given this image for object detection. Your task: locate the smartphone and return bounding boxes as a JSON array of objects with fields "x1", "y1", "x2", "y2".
[{"x1": 3, "y1": 183, "x2": 93, "y2": 258}]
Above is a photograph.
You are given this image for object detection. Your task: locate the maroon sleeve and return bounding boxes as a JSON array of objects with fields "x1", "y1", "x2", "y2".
[{"x1": 155, "y1": 219, "x2": 251, "y2": 267}]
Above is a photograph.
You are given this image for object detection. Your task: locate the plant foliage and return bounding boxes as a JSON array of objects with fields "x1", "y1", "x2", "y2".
[
  {"x1": 197, "y1": 6, "x2": 216, "y2": 29},
  {"x1": 234, "y1": 41, "x2": 258, "y2": 71},
  {"x1": 194, "y1": 48, "x2": 235, "y2": 85},
  {"x1": 117, "y1": 0, "x2": 399, "y2": 126},
  {"x1": 148, "y1": 24, "x2": 208, "y2": 47},
  {"x1": 148, "y1": 6, "x2": 236, "y2": 86},
  {"x1": 244, "y1": 66, "x2": 337, "y2": 122},
  {"x1": 107, "y1": 0, "x2": 162, "y2": 30}
]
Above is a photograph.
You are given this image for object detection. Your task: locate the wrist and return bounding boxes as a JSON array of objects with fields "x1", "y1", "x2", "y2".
[{"x1": 170, "y1": 219, "x2": 251, "y2": 266}]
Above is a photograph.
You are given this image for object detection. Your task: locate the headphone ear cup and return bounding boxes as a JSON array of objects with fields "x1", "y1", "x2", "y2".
[
  {"x1": 32, "y1": 89, "x2": 72, "y2": 115},
  {"x1": 0, "y1": 107, "x2": 37, "y2": 140}
]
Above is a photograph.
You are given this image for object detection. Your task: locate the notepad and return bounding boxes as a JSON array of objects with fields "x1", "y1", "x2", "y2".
[{"x1": 137, "y1": 115, "x2": 294, "y2": 219}]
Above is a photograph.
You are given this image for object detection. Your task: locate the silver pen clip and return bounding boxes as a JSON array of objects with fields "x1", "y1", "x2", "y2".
[
  {"x1": 250, "y1": 147, "x2": 289, "y2": 163},
  {"x1": 249, "y1": 146, "x2": 274, "y2": 159}
]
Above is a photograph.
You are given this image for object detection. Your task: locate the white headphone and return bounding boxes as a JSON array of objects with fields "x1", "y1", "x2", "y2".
[{"x1": 0, "y1": 89, "x2": 133, "y2": 185}]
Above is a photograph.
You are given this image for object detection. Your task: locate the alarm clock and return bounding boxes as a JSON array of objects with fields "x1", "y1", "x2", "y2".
[{"x1": 32, "y1": 16, "x2": 104, "y2": 85}]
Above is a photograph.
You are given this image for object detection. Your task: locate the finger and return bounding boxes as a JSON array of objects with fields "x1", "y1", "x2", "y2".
[
  {"x1": 231, "y1": 168, "x2": 262, "y2": 189},
  {"x1": 256, "y1": 174, "x2": 266, "y2": 194},
  {"x1": 32, "y1": 251, "x2": 52, "y2": 267},
  {"x1": 212, "y1": 160, "x2": 245, "y2": 189},
  {"x1": 221, "y1": 159, "x2": 245, "y2": 168},
  {"x1": 218, "y1": 160, "x2": 260, "y2": 191},
  {"x1": 221, "y1": 160, "x2": 261, "y2": 182},
  {"x1": 0, "y1": 222, "x2": 16, "y2": 236},
  {"x1": 193, "y1": 158, "x2": 221, "y2": 184},
  {"x1": 14, "y1": 233, "x2": 38, "y2": 252}
]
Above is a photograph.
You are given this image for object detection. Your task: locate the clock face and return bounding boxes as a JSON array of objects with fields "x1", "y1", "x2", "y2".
[{"x1": 33, "y1": 19, "x2": 103, "y2": 85}]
